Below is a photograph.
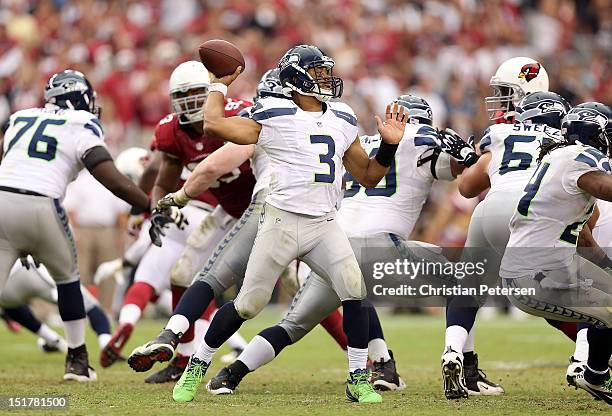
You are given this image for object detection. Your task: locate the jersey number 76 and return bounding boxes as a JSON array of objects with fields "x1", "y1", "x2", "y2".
[{"x1": 5, "y1": 117, "x2": 65, "y2": 161}]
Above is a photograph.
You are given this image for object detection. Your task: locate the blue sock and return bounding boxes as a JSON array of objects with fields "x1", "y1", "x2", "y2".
[{"x1": 87, "y1": 305, "x2": 111, "y2": 336}]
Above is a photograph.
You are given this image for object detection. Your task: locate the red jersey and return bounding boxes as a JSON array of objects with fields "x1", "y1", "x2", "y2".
[{"x1": 152, "y1": 98, "x2": 255, "y2": 218}]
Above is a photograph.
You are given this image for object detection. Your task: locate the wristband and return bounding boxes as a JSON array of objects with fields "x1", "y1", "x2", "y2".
[
  {"x1": 173, "y1": 188, "x2": 193, "y2": 207},
  {"x1": 208, "y1": 83, "x2": 228, "y2": 96},
  {"x1": 461, "y1": 152, "x2": 480, "y2": 168},
  {"x1": 375, "y1": 141, "x2": 399, "y2": 167}
]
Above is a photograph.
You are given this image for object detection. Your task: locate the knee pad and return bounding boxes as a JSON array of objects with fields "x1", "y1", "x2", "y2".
[
  {"x1": 234, "y1": 288, "x2": 271, "y2": 320},
  {"x1": 279, "y1": 260, "x2": 300, "y2": 297},
  {"x1": 170, "y1": 249, "x2": 197, "y2": 287},
  {"x1": 339, "y1": 260, "x2": 366, "y2": 300}
]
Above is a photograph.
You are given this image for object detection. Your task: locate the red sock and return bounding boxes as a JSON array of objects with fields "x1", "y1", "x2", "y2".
[
  {"x1": 123, "y1": 282, "x2": 156, "y2": 310},
  {"x1": 320, "y1": 309, "x2": 347, "y2": 350},
  {"x1": 546, "y1": 319, "x2": 578, "y2": 341}
]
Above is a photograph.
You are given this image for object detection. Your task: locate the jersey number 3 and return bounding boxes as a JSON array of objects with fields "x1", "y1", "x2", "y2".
[
  {"x1": 311, "y1": 135, "x2": 335, "y2": 183},
  {"x1": 6, "y1": 117, "x2": 65, "y2": 161}
]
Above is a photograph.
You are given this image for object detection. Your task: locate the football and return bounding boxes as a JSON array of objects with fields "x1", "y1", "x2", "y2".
[{"x1": 198, "y1": 39, "x2": 245, "y2": 78}]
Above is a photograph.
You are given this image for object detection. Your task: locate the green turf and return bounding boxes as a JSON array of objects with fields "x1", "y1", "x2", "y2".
[{"x1": 0, "y1": 309, "x2": 609, "y2": 415}]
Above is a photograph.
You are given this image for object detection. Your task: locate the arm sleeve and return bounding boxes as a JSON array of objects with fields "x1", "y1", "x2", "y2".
[{"x1": 562, "y1": 147, "x2": 612, "y2": 195}]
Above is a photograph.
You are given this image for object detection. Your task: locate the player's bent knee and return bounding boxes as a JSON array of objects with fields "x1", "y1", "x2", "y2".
[
  {"x1": 235, "y1": 289, "x2": 272, "y2": 320},
  {"x1": 170, "y1": 257, "x2": 195, "y2": 287}
]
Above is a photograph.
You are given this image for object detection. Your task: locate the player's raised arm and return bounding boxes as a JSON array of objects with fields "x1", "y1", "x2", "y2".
[
  {"x1": 203, "y1": 67, "x2": 261, "y2": 145},
  {"x1": 343, "y1": 103, "x2": 407, "y2": 188},
  {"x1": 157, "y1": 143, "x2": 255, "y2": 210}
]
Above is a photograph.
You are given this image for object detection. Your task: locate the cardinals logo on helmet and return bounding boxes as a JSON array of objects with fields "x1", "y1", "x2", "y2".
[{"x1": 518, "y1": 63, "x2": 541, "y2": 82}]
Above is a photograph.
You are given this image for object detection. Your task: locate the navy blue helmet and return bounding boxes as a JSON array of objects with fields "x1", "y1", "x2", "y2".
[
  {"x1": 255, "y1": 68, "x2": 286, "y2": 101},
  {"x1": 392, "y1": 94, "x2": 433, "y2": 125},
  {"x1": 515, "y1": 91, "x2": 570, "y2": 129},
  {"x1": 278, "y1": 45, "x2": 342, "y2": 102},
  {"x1": 562, "y1": 102, "x2": 612, "y2": 156},
  {"x1": 44, "y1": 70, "x2": 100, "y2": 117}
]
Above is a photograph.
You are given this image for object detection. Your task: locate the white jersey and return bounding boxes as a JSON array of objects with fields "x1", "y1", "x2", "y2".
[
  {"x1": 500, "y1": 144, "x2": 611, "y2": 278},
  {"x1": 251, "y1": 145, "x2": 271, "y2": 196},
  {"x1": 0, "y1": 107, "x2": 105, "y2": 199},
  {"x1": 480, "y1": 122, "x2": 562, "y2": 196},
  {"x1": 250, "y1": 97, "x2": 358, "y2": 216},
  {"x1": 338, "y1": 124, "x2": 453, "y2": 239}
]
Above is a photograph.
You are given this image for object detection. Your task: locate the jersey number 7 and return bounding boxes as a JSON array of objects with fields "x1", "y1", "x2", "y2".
[{"x1": 6, "y1": 116, "x2": 65, "y2": 161}]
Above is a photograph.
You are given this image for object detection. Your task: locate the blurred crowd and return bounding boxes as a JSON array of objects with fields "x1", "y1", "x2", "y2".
[{"x1": 0, "y1": 0, "x2": 610, "y2": 247}]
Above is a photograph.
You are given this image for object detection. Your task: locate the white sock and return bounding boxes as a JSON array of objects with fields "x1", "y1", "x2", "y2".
[
  {"x1": 63, "y1": 318, "x2": 86, "y2": 349},
  {"x1": 165, "y1": 314, "x2": 190, "y2": 336},
  {"x1": 193, "y1": 339, "x2": 217, "y2": 363},
  {"x1": 118, "y1": 304, "x2": 142, "y2": 326},
  {"x1": 238, "y1": 335, "x2": 276, "y2": 371},
  {"x1": 574, "y1": 328, "x2": 589, "y2": 362},
  {"x1": 463, "y1": 326, "x2": 475, "y2": 353},
  {"x1": 98, "y1": 333, "x2": 111, "y2": 349},
  {"x1": 228, "y1": 332, "x2": 248, "y2": 351},
  {"x1": 368, "y1": 338, "x2": 391, "y2": 362},
  {"x1": 445, "y1": 325, "x2": 468, "y2": 354},
  {"x1": 37, "y1": 323, "x2": 61, "y2": 344},
  {"x1": 177, "y1": 339, "x2": 196, "y2": 357},
  {"x1": 194, "y1": 319, "x2": 210, "y2": 341},
  {"x1": 347, "y1": 346, "x2": 368, "y2": 372}
]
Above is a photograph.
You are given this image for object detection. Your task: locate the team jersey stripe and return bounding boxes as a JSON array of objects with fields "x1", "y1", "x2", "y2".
[
  {"x1": 89, "y1": 117, "x2": 104, "y2": 133},
  {"x1": 330, "y1": 109, "x2": 357, "y2": 126},
  {"x1": 251, "y1": 107, "x2": 297, "y2": 121},
  {"x1": 414, "y1": 125, "x2": 437, "y2": 147},
  {"x1": 574, "y1": 153, "x2": 597, "y2": 168},
  {"x1": 84, "y1": 122, "x2": 102, "y2": 138}
]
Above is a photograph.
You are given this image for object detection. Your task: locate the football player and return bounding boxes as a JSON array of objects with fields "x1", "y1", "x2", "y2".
[
  {"x1": 129, "y1": 68, "x2": 350, "y2": 383},
  {"x1": 1, "y1": 256, "x2": 111, "y2": 354},
  {"x1": 100, "y1": 61, "x2": 253, "y2": 381},
  {"x1": 434, "y1": 58, "x2": 555, "y2": 399},
  {"x1": 0, "y1": 69, "x2": 151, "y2": 381},
  {"x1": 156, "y1": 44, "x2": 406, "y2": 404},
  {"x1": 203, "y1": 93, "x2": 463, "y2": 395},
  {"x1": 499, "y1": 102, "x2": 612, "y2": 404}
]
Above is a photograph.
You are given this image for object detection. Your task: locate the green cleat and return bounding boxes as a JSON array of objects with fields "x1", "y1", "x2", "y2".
[
  {"x1": 345, "y1": 369, "x2": 383, "y2": 404},
  {"x1": 172, "y1": 356, "x2": 209, "y2": 403}
]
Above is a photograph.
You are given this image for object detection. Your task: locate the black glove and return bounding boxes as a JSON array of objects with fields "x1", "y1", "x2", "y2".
[
  {"x1": 435, "y1": 128, "x2": 479, "y2": 167},
  {"x1": 148, "y1": 207, "x2": 189, "y2": 247}
]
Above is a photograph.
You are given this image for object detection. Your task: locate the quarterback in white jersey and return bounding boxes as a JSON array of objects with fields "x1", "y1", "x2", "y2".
[
  {"x1": 499, "y1": 103, "x2": 612, "y2": 403},
  {"x1": 159, "y1": 45, "x2": 407, "y2": 404},
  {"x1": 0, "y1": 70, "x2": 150, "y2": 382}
]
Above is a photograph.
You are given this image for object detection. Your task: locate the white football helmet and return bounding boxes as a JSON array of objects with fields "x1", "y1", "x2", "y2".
[
  {"x1": 115, "y1": 147, "x2": 149, "y2": 182},
  {"x1": 485, "y1": 57, "x2": 549, "y2": 121},
  {"x1": 169, "y1": 61, "x2": 211, "y2": 125}
]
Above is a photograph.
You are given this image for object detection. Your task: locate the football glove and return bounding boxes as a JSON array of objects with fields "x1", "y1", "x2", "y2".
[
  {"x1": 19, "y1": 256, "x2": 41, "y2": 270},
  {"x1": 435, "y1": 128, "x2": 479, "y2": 167},
  {"x1": 148, "y1": 207, "x2": 189, "y2": 247},
  {"x1": 157, "y1": 189, "x2": 192, "y2": 211}
]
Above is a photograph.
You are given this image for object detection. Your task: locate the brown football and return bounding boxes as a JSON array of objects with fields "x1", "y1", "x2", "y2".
[{"x1": 198, "y1": 39, "x2": 245, "y2": 78}]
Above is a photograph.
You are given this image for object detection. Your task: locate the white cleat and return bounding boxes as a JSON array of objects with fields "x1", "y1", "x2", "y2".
[
  {"x1": 566, "y1": 356, "x2": 586, "y2": 388},
  {"x1": 441, "y1": 347, "x2": 468, "y2": 399}
]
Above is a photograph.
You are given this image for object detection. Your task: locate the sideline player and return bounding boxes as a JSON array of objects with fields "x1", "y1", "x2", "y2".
[{"x1": 0, "y1": 70, "x2": 151, "y2": 381}]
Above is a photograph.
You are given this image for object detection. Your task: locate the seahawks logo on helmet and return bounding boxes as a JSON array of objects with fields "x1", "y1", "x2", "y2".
[{"x1": 518, "y1": 63, "x2": 541, "y2": 82}]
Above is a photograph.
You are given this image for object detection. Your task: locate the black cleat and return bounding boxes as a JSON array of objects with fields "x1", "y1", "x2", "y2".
[
  {"x1": 206, "y1": 363, "x2": 248, "y2": 395},
  {"x1": 128, "y1": 329, "x2": 180, "y2": 372},
  {"x1": 371, "y1": 350, "x2": 406, "y2": 391},
  {"x1": 464, "y1": 353, "x2": 504, "y2": 396},
  {"x1": 575, "y1": 372, "x2": 612, "y2": 404},
  {"x1": 144, "y1": 355, "x2": 188, "y2": 383},
  {"x1": 64, "y1": 344, "x2": 97, "y2": 382}
]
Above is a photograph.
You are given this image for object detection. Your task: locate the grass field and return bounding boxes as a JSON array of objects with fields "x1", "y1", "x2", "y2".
[{"x1": 0, "y1": 308, "x2": 609, "y2": 415}]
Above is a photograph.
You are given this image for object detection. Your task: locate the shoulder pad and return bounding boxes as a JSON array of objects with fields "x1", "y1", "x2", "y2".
[{"x1": 329, "y1": 102, "x2": 357, "y2": 127}]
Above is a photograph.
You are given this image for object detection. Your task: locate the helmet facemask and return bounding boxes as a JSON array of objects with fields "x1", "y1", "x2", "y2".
[
  {"x1": 171, "y1": 86, "x2": 209, "y2": 125},
  {"x1": 282, "y1": 56, "x2": 343, "y2": 102},
  {"x1": 485, "y1": 82, "x2": 525, "y2": 121}
]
